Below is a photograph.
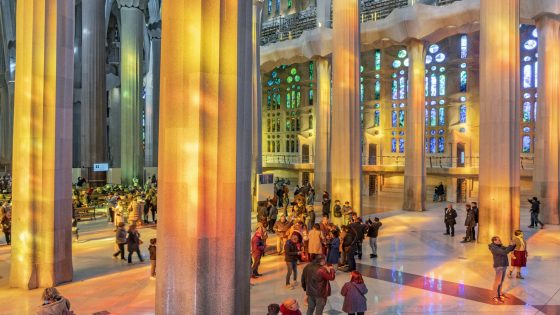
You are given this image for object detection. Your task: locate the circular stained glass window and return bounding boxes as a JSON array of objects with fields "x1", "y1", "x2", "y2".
[
  {"x1": 399, "y1": 131, "x2": 405, "y2": 136},
  {"x1": 400, "y1": 103, "x2": 406, "y2": 108},
  {"x1": 287, "y1": 76, "x2": 293, "y2": 83},
  {"x1": 392, "y1": 60, "x2": 402, "y2": 68},
  {"x1": 460, "y1": 96, "x2": 466, "y2": 102},
  {"x1": 460, "y1": 63, "x2": 467, "y2": 68},
  {"x1": 392, "y1": 131, "x2": 396, "y2": 136},
  {"x1": 400, "y1": 70, "x2": 405, "y2": 75},
  {"x1": 435, "y1": 53, "x2": 446, "y2": 62},
  {"x1": 398, "y1": 50, "x2": 407, "y2": 59},
  {"x1": 524, "y1": 39, "x2": 537, "y2": 50},
  {"x1": 429, "y1": 45, "x2": 439, "y2": 54},
  {"x1": 523, "y1": 127, "x2": 531, "y2": 133},
  {"x1": 272, "y1": 71, "x2": 278, "y2": 78},
  {"x1": 360, "y1": 65, "x2": 364, "y2": 73},
  {"x1": 375, "y1": 74, "x2": 380, "y2": 79},
  {"x1": 523, "y1": 92, "x2": 531, "y2": 99},
  {"x1": 430, "y1": 130, "x2": 436, "y2": 135},
  {"x1": 430, "y1": 101, "x2": 436, "y2": 105},
  {"x1": 431, "y1": 66, "x2": 437, "y2": 71},
  {"x1": 294, "y1": 75, "x2": 301, "y2": 82},
  {"x1": 403, "y1": 58, "x2": 409, "y2": 67},
  {"x1": 459, "y1": 128, "x2": 466, "y2": 133},
  {"x1": 374, "y1": 103, "x2": 380, "y2": 108},
  {"x1": 439, "y1": 99, "x2": 445, "y2": 105},
  {"x1": 425, "y1": 55, "x2": 433, "y2": 64},
  {"x1": 392, "y1": 103, "x2": 397, "y2": 108},
  {"x1": 268, "y1": 80, "x2": 273, "y2": 86},
  {"x1": 392, "y1": 73, "x2": 397, "y2": 78},
  {"x1": 523, "y1": 56, "x2": 532, "y2": 62},
  {"x1": 439, "y1": 129, "x2": 445, "y2": 135},
  {"x1": 440, "y1": 67, "x2": 445, "y2": 72},
  {"x1": 532, "y1": 28, "x2": 538, "y2": 38},
  {"x1": 291, "y1": 68, "x2": 297, "y2": 75}
]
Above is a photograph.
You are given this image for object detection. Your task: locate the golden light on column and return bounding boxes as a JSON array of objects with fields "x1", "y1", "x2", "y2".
[
  {"x1": 10, "y1": 0, "x2": 74, "y2": 289},
  {"x1": 331, "y1": 0, "x2": 362, "y2": 214},
  {"x1": 156, "y1": 0, "x2": 252, "y2": 313},
  {"x1": 478, "y1": 0, "x2": 520, "y2": 243}
]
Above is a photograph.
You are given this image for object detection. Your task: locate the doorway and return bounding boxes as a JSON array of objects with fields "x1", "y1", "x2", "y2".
[
  {"x1": 368, "y1": 144, "x2": 377, "y2": 165},
  {"x1": 457, "y1": 178, "x2": 467, "y2": 203},
  {"x1": 302, "y1": 144, "x2": 310, "y2": 163},
  {"x1": 368, "y1": 175, "x2": 378, "y2": 196},
  {"x1": 457, "y1": 143, "x2": 465, "y2": 167}
]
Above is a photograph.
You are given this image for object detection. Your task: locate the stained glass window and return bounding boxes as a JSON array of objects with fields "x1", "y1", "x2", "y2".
[
  {"x1": 309, "y1": 62, "x2": 314, "y2": 80},
  {"x1": 430, "y1": 74, "x2": 437, "y2": 97},
  {"x1": 429, "y1": 137, "x2": 436, "y2": 153},
  {"x1": 438, "y1": 137, "x2": 445, "y2": 153},
  {"x1": 392, "y1": 80, "x2": 398, "y2": 100},
  {"x1": 374, "y1": 110, "x2": 380, "y2": 127},
  {"x1": 391, "y1": 138, "x2": 397, "y2": 153},
  {"x1": 276, "y1": 0, "x2": 280, "y2": 13},
  {"x1": 439, "y1": 74, "x2": 446, "y2": 96},
  {"x1": 375, "y1": 49, "x2": 381, "y2": 71},
  {"x1": 438, "y1": 107, "x2": 445, "y2": 126},
  {"x1": 399, "y1": 139, "x2": 405, "y2": 153},
  {"x1": 268, "y1": 0, "x2": 272, "y2": 14},
  {"x1": 399, "y1": 77, "x2": 406, "y2": 99},
  {"x1": 460, "y1": 35, "x2": 468, "y2": 58},
  {"x1": 374, "y1": 81, "x2": 381, "y2": 100},
  {"x1": 399, "y1": 110, "x2": 405, "y2": 127},
  {"x1": 523, "y1": 102, "x2": 531, "y2": 122},
  {"x1": 430, "y1": 108, "x2": 437, "y2": 126},
  {"x1": 534, "y1": 62, "x2": 538, "y2": 88},
  {"x1": 287, "y1": 0, "x2": 292, "y2": 9},
  {"x1": 392, "y1": 111, "x2": 397, "y2": 127},
  {"x1": 459, "y1": 105, "x2": 467, "y2": 123},
  {"x1": 460, "y1": 71, "x2": 467, "y2": 92},
  {"x1": 522, "y1": 136, "x2": 531, "y2": 153},
  {"x1": 523, "y1": 64, "x2": 532, "y2": 88},
  {"x1": 429, "y1": 45, "x2": 439, "y2": 54},
  {"x1": 360, "y1": 77, "x2": 364, "y2": 102}
]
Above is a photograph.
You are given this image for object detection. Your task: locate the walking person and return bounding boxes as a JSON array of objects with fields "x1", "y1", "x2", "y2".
[
  {"x1": 127, "y1": 224, "x2": 144, "y2": 264},
  {"x1": 306, "y1": 205, "x2": 316, "y2": 232},
  {"x1": 251, "y1": 230, "x2": 266, "y2": 278},
  {"x1": 508, "y1": 230, "x2": 528, "y2": 279},
  {"x1": 488, "y1": 236, "x2": 516, "y2": 303},
  {"x1": 528, "y1": 197, "x2": 544, "y2": 229},
  {"x1": 461, "y1": 204, "x2": 476, "y2": 243},
  {"x1": 284, "y1": 233, "x2": 301, "y2": 289},
  {"x1": 301, "y1": 254, "x2": 336, "y2": 315},
  {"x1": 149, "y1": 238, "x2": 157, "y2": 279},
  {"x1": 443, "y1": 204, "x2": 457, "y2": 237},
  {"x1": 366, "y1": 217, "x2": 382, "y2": 258},
  {"x1": 274, "y1": 214, "x2": 292, "y2": 255},
  {"x1": 341, "y1": 271, "x2": 368, "y2": 315},
  {"x1": 113, "y1": 222, "x2": 127, "y2": 260}
]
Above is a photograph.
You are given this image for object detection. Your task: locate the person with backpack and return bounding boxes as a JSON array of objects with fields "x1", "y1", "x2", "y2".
[{"x1": 341, "y1": 271, "x2": 368, "y2": 315}]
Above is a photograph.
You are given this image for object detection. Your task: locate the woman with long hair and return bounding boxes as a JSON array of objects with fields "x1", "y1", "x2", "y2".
[
  {"x1": 340, "y1": 271, "x2": 368, "y2": 315},
  {"x1": 508, "y1": 230, "x2": 528, "y2": 279}
]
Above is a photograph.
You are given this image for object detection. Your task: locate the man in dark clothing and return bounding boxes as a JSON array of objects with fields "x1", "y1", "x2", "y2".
[
  {"x1": 321, "y1": 192, "x2": 331, "y2": 219},
  {"x1": 341, "y1": 225, "x2": 357, "y2": 272},
  {"x1": 301, "y1": 254, "x2": 336, "y2": 315},
  {"x1": 268, "y1": 201, "x2": 278, "y2": 233},
  {"x1": 528, "y1": 197, "x2": 544, "y2": 229},
  {"x1": 471, "y1": 202, "x2": 479, "y2": 241},
  {"x1": 284, "y1": 234, "x2": 301, "y2": 288},
  {"x1": 277, "y1": 187, "x2": 284, "y2": 207},
  {"x1": 366, "y1": 217, "x2": 382, "y2": 258},
  {"x1": 488, "y1": 236, "x2": 516, "y2": 302},
  {"x1": 443, "y1": 204, "x2": 457, "y2": 237},
  {"x1": 348, "y1": 217, "x2": 366, "y2": 260},
  {"x1": 461, "y1": 204, "x2": 476, "y2": 243}
]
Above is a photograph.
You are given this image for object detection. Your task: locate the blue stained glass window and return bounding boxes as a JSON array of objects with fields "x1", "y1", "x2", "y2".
[
  {"x1": 425, "y1": 138, "x2": 429, "y2": 153},
  {"x1": 375, "y1": 50, "x2": 382, "y2": 71},
  {"x1": 438, "y1": 107, "x2": 445, "y2": 126},
  {"x1": 534, "y1": 61, "x2": 538, "y2": 88},
  {"x1": 523, "y1": 127, "x2": 530, "y2": 133},
  {"x1": 435, "y1": 53, "x2": 446, "y2": 63},
  {"x1": 523, "y1": 64, "x2": 532, "y2": 88},
  {"x1": 392, "y1": 111, "x2": 397, "y2": 127},
  {"x1": 522, "y1": 136, "x2": 531, "y2": 153},
  {"x1": 399, "y1": 110, "x2": 405, "y2": 127},
  {"x1": 460, "y1": 35, "x2": 468, "y2": 58},
  {"x1": 439, "y1": 74, "x2": 446, "y2": 96},
  {"x1": 523, "y1": 102, "x2": 531, "y2": 122},
  {"x1": 459, "y1": 105, "x2": 467, "y2": 123},
  {"x1": 391, "y1": 138, "x2": 397, "y2": 153},
  {"x1": 429, "y1": 137, "x2": 436, "y2": 153},
  {"x1": 374, "y1": 81, "x2": 381, "y2": 100},
  {"x1": 460, "y1": 71, "x2": 467, "y2": 92},
  {"x1": 374, "y1": 110, "x2": 380, "y2": 127},
  {"x1": 392, "y1": 80, "x2": 398, "y2": 100},
  {"x1": 425, "y1": 76, "x2": 429, "y2": 96},
  {"x1": 360, "y1": 81, "x2": 364, "y2": 102},
  {"x1": 425, "y1": 55, "x2": 433, "y2": 64},
  {"x1": 429, "y1": 45, "x2": 439, "y2": 54},
  {"x1": 399, "y1": 77, "x2": 406, "y2": 99},
  {"x1": 430, "y1": 74, "x2": 437, "y2": 97},
  {"x1": 425, "y1": 109, "x2": 429, "y2": 126},
  {"x1": 524, "y1": 39, "x2": 537, "y2": 50},
  {"x1": 276, "y1": 0, "x2": 280, "y2": 13},
  {"x1": 393, "y1": 60, "x2": 401, "y2": 68},
  {"x1": 438, "y1": 137, "x2": 445, "y2": 153},
  {"x1": 399, "y1": 139, "x2": 405, "y2": 153},
  {"x1": 430, "y1": 108, "x2": 437, "y2": 126},
  {"x1": 268, "y1": 0, "x2": 272, "y2": 14},
  {"x1": 309, "y1": 90, "x2": 313, "y2": 105}
]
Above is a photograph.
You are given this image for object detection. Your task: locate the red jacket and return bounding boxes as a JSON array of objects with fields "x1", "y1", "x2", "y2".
[
  {"x1": 251, "y1": 234, "x2": 265, "y2": 255},
  {"x1": 279, "y1": 305, "x2": 302, "y2": 315}
]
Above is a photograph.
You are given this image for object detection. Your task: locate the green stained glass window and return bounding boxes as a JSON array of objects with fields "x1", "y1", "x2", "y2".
[
  {"x1": 286, "y1": 93, "x2": 291, "y2": 109},
  {"x1": 374, "y1": 81, "x2": 380, "y2": 100},
  {"x1": 309, "y1": 62, "x2": 314, "y2": 80},
  {"x1": 439, "y1": 75, "x2": 446, "y2": 96},
  {"x1": 296, "y1": 91, "x2": 301, "y2": 108},
  {"x1": 438, "y1": 107, "x2": 445, "y2": 126},
  {"x1": 375, "y1": 49, "x2": 381, "y2": 71},
  {"x1": 398, "y1": 50, "x2": 407, "y2": 59},
  {"x1": 288, "y1": 0, "x2": 292, "y2": 8},
  {"x1": 295, "y1": 75, "x2": 301, "y2": 82},
  {"x1": 290, "y1": 68, "x2": 297, "y2": 75},
  {"x1": 309, "y1": 90, "x2": 313, "y2": 105},
  {"x1": 287, "y1": 76, "x2": 293, "y2": 83},
  {"x1": 399, "y1": 110, "x2": 405, "y2": 127},
  {"x1": 430, "y1": 108, "x2": 437, "y2": 126}
]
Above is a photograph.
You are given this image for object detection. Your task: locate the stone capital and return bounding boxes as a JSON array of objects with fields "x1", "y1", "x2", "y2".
[
  {"x1": 117, "y1": 0, "x2": 147, "y2": 11},
  {"x1": 148, "y1": 21, "x2": 162, "y2": 40}
]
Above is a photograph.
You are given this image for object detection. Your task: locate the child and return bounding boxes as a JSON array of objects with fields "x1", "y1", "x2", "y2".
[{"x1": 149, "y1": 238, "x2": 157, "y2": 279}]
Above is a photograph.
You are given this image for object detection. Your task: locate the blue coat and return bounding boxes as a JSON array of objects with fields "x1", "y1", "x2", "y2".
[{"x1": 326, "y1": 237, "x2": 340, "y2": 264}]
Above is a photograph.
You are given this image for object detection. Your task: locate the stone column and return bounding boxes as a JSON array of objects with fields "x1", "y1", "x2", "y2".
[
  {"x1": 156, "y1": 0, "x2": 252, "y2": 314},
  {"x1": 478, "y1": 0, "x2": 520, "y2": 243},
  {"x1": 331, "y1": 0, "x2": 362, "y2": 213},
  {"x1": 118, "y1": 0, "x2": 146, "y2": 185},
  {"x1": 251, "y1": 0, "x2": 263, "y2": 206},
  {"x1": 314, "y1": 57, "x2": 331, "y2": 195},
  {"x1": 317, "y1": 0, "x2": 332, "y2": 28},
  {"x1": 108, "y1": 87, "x2": 121, "y2": 169},
  {"x1": 10, "y1": 0, "x2": 74, "y2": 289},
  {"x1": 145, "y1": 24, "x2": 161, "y2": 168},
  {"x1": 81, "y1": 0, "x2": 107, "y2": 182},
  {"x1": 533, "y1": 15, "x2": 560, "y2": 225},
  {"x1": 403, "y1": 39, "x2": 426, "y2": 212}
]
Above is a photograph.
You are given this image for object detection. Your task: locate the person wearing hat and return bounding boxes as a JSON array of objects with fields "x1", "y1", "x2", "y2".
[
  {"x1": 113, "y1": 222, "x2": 127, "y2": 260},
  {"x1": 274, "y1": 214, "x2": 293, "y2": 255}
]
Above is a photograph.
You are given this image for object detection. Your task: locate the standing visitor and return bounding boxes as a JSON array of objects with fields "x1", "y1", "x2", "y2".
[
  {"x1": 251, "y1": 230, "x2": 266, "y2": 278},
  {"x1": 348, "y1": 217, "x2": 366, "y2": 260},
  {"x1": 488, "y1": 236, "x2": 516, "y2": 303},
  {"x1": 106, "y1": 193, "x2": 118, "y2": 223},
  {"x1": 1, "y1": 210, "x2": 10, "y2": 245},
  {"x1": 366, "y1": 217, "x2": 382, "y2": 258},
  {"x1": 342, "y1": 201, "x2": 353, "y2": 224},
  {"x1": 528, "y1": 197, "x2": 544, "y2": 229},
  {"x1": 326, "y1": 229, "x2": 341, "y2": 270},
  {"x1": 127, "y1": 224, "x2": 144, "y2": 264},
  {"x1": 341, "y1": 225, "x2": 357, "y2": 272},
  {"x1": 301, "y1": 254, "x2": 336, "y2": 315},
  {"x1": 113, "y1": 222, "x2": 127, "y2": 260},
  {"x1": 341, "y1": 271, "x2": 368, "y2": 315},
  {"x1": 274, "y1": 214, "x2": 292, "y2": 255},
  {"x1": 321, "y1": 191, "x2": 331, "y2": 219},
  {"x1": 114, "y1": 200, "x2": 125, "y2": 230},
  {"x1": 149, "y1": 238, "x2": 157, "y2": 279},
  {"x1": 284, "y1": 234, "x2": 301, "y2": 289},
  {"x1": 308, "y1": 223, "x2": 324, "y2": 261},
  {"x1": 508, "y1": 230, "x2": 528, "y2": 279},
  {"x1": 268, "y1": 200, "x2": 278, "y2": 233},
  {"x1": 471, "y1": 202, "x2": 479, "y2": 241},
  {"x1": 461, "y1": 204, "x2": 476, "y2": 243},
  {"x1": 307, "y1": 188, "x2": 315, "y2": 205},
  {"x1": 443, "y1": 204, "x2": 457, "y2": 237},
  {"x1": 306, "y1": 205, "x2": 316, "y2": 231},
  {"x1": 333, "y1": 200, "x2": 342, "y2": 219}
]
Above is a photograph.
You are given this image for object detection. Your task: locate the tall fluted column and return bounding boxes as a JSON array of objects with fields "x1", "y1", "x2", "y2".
[
  {"x1": 118, "y1": 0, "x2": 146, "y2": 185},
  {"x1": 10, "y1": 0, "x2": 74, "y2": 289},
  {"x1": 156, "y1": 0, "x2": 252, "y2": 314},
  {"x1": 314, "y1": 57, "x2": 331, "y2": 195},
  {"x1": 478, "y1": 0, "x2": 520, "y2": 243},
  {"x1": 403, "y1": 39, "x2": 426, "y2": 212},
  {"x1": 81, "y1": 0, "x2": 107, "y2": 181},
  {"x1": 533, "y1": 15, "x2": 560, "y2": 225},
  {"x1": 145, "y1": 26, "x2": 161, "y2": 167},
  {"x1": 251, "y1": 0, "x2": 263, "y2": 207},
  {"x1": 108, "y1": 87, "x2": 121, "y2": 169},
  {"x1": 331, "y1": 0, "x2": 362, "y2": 213}
]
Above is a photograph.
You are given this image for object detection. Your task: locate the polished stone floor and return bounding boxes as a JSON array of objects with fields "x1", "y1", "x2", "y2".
[{"x1": 0, "y1": 197, "x2": 558, "y2": 314}]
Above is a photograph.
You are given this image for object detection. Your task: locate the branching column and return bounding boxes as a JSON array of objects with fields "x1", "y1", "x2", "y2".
[
  {"x1": 10, "y1": 0, "x2": 74, "y2": 289},
  {"x1": 478, "y1": 0, "x2": 520, "y2": 243},
  {"x1": 331, "y1": 0, "x2": 362, "y2": 213},
  {"x1": 533, "y1": 15, "x2": 560, "y2": 225},
  {"x1": 156, "y1": 0, "x2": 252, "y2": 314},
  {"x1": 81, "y1": 0, "x2": 107, "y2": 178},
  {"x1": 314, "y1": 57, "x2": 331, "y2": 195},
  {"x1": 118, "y1": 0, "x2": 146, "y2": 185},
  {"x1": 403, "y1": 39, "x2": 426, "y2": 212}
]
